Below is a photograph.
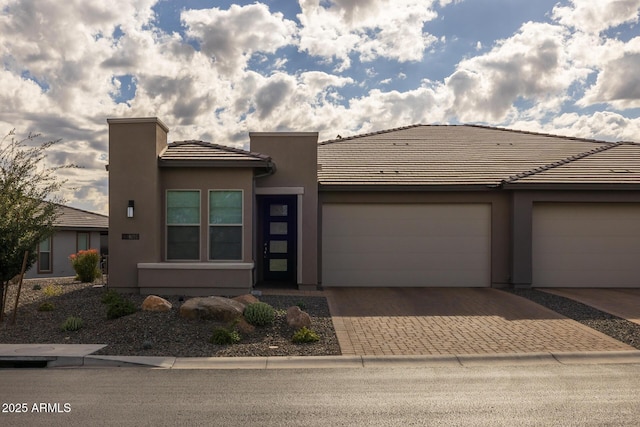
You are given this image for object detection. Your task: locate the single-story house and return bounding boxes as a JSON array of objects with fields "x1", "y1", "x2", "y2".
[
  {"x1": 107, "y1": 117, "x2": 640, "y2": 296},
  {"x1": 25, "y1": 204, "x2": 108, "y2": 279}
]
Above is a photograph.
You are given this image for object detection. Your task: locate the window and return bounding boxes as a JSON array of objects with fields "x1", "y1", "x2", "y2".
[
  {"x1": 77, "y1": 232, "x2": 90, "y2": 251},
  {"x1": 38, "y1": 236, "x2": 52, "y2": 273},
  {"x1": 209, "y1": 191, "x2": 242, "y2": 260},
  {"x1": 167, "y1": 190, "x2": 200, "y2": 260}
]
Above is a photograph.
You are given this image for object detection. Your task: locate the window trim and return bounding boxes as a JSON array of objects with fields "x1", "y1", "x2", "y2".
[
  {"x1": 37, "y1": 235, "x2": 53, "y2": 274},
  {"x1": 166, "y1": 189, "x2": 201, "y2": 261},
  {"x1": 208, "y1": 189, "x2": 244, "y2": 261},
  {"x1": 76, "y1": 231, "x2": 90, "y2": 252}
]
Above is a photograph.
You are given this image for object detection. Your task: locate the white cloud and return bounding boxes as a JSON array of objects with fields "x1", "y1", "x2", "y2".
[
  {"x1": 297, "y1": 0, "x2": 440, "y2": 70},
  {"x1": 552, "y1": 0, "x2": 640, "y2": 34},
  {"x1": 181, "y1": 3, "x2": 297, "y2": 75}
]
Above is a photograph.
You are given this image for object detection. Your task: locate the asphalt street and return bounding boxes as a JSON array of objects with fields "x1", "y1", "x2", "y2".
[{"x1": 2, "y1": 364, "x2": 640, "y2": 426}]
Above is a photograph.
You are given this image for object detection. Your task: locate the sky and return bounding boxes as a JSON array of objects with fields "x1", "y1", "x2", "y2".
[{"x1": 1, "y1": 0, "x2": 640, "y2": 215}]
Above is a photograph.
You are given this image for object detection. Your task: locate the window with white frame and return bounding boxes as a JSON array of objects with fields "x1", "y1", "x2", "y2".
[
  {"x1": 209, "y1": 190, "x2": 242, "y2": 260},
  {"x1": 167, "y1": 190, "x2": 200, "y2": 260}
]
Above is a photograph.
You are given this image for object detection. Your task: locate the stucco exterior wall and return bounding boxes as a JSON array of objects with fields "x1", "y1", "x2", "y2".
[{"x1": 25, "y1": 230, "x2": 102, "y2": 279}]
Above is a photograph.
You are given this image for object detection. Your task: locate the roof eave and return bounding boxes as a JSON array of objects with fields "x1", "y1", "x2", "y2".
[
  {"x1": 318, "y1": 183, "x2": 499, "y2": 192},
  {"x1": 158, "y1": 159, "x2": 272, "y2": 168},
  {"x1": 501, "y1": 182, "x2": 640, "y2": 191}
]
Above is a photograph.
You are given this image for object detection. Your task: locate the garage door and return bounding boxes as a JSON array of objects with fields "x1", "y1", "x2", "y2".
[
  {"x1": 321, "y1": 204, "x2": 491, "y2": 287},
  {"x1": 532, "y1": 203, "x2": 640, "y2": 287}
]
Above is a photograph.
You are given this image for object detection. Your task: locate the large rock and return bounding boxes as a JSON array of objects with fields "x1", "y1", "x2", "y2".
[
  {"x1": 232, "y1": 294, "x2": 259, "y2": 307},
  {"x1": 179, "y1": 297, "x2": 244, "y2": 322},
  {"x1": 142, "y1": 295, "x2": 172, "y2": 312},
  {"x1": 286, "y1": 306, "x2": 312, "y2": 329}
]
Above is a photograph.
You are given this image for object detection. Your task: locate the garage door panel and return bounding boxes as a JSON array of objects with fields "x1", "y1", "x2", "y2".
[
  {"x1": 533, "y1": 203, "x2": 640, "y2": 287},
  {"x1": 322, "y1": 203, "x2": 491, "y2": 287}
]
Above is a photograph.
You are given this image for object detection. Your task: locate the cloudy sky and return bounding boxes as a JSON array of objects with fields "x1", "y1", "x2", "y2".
[{"x1": 1, "y1": 0, "x2": 640, "y2": 214}]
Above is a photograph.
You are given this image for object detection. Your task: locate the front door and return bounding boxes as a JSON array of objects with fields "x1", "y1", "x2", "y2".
[{"x1": 261, "y1": 196, "x2": 297, "y2": 283}]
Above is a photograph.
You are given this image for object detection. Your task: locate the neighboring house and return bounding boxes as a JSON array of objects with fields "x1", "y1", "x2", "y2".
[
  {"x1": 25, "y1": 204, "x2": 108, "y2": 279},
  {"x1": 107, "y1": 118, "x2": 640, "y2": 296}
]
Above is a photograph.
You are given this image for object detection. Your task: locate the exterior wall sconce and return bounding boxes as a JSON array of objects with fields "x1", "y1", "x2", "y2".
[{"x1": 127, "y1": 200, "x2": 134, "y2": 218}]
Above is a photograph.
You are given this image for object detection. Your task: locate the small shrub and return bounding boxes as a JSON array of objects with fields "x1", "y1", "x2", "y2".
[
  {"x1": 101, "y1": 289, "x2": 122, "y2": 305},
  {"x1": 295, "y1": 301, "x2": 306, "y2": 311},
  {"x1": 32, "y1": 284, "x2": 42, "y2": 291},
  {"x1": 61, "y1": 316, "x2": 83, "y2": 331},
  {"x1": 210, "y1": 327, "x2": 241, "y2": 345},
  {"x1": 244, "y1": 302, "x2": 275, "y2": 326},
  {"x1": 292, "y1": 327, "x2": 320, "y2": 344},
  {"x1": 37, "y1": 301, "x2": 55, "y2": 312},
  {"x1": 142, "y1": 340, "x2": 153, "y2": 350},
  {"x1": 42, "y1": 284, "x2": 63, "y2": 297},
  {"x1": 69, "y1": 249, "x2": 101, "y2": 283},
  {"x1": 106, "y1": 299, "x2": 137, "y2": 319}
]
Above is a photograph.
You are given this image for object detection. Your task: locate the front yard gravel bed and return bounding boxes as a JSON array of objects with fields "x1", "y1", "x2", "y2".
[
  {"x1": 0, "y1": 279, "x2": 340, "y2": 357},
  {"x1": 507, "y1": 288, "x2": 640, "y2": 350}
]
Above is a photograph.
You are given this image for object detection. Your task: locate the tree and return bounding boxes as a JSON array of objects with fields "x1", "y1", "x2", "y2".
[{"x1": 0, "y1": 129, "x2": 73, "y2": 316}]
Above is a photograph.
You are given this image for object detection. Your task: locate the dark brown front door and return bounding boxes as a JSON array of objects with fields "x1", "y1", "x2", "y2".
[{"x1": 261, "y1": 196, "x2": 297, "y2": 283}]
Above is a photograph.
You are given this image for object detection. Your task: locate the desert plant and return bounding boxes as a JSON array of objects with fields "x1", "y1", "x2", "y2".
[
  {"x1": 106, "y1": 298, "x2": 137, "y2": 319},
  {"x1": 292, "y1": 327, "x2": 320, "y2": 343},
  {"x1": 61, "y1": 316, "x2": 83, "y2": 331},
  {"x1": 244, "y1": 302, "x2": 275, "y2": 326},
  {"x1": 142, "y1": 340, "x2": 153, "y2": 350},
  {"x1": 42, "y1": 284, "x2": 63, "y2": 297},
  {"x1": 69, "y1": 249, "x2": 100, "y2": 282},
  {"x1": 32, "y1": 284, "x2": 41, "y2": 291},
  {"x1": 101, "y1": 289, "x2": 122, "y2": 305},
  {"x1": 37, "y1": 301, "x2": 55, "y2": 312},
  {"x1": 210, "y1": 326, "x2": 241, "y2": 345}
]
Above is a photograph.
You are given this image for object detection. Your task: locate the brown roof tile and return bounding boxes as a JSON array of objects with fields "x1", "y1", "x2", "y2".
[
  {"x1": 317, "y1": 125, "x2": 620, "y2": 187},
  {"x1": 53, "y1": 204, "x2": 108, "y2": 229},
  {"x1": 159, "y1": 140, "x2": 271, "y2": 167}
]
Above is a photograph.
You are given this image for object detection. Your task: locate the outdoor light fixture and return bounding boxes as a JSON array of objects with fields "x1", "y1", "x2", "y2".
[{"x1": 127, "y1": 200, "x2": 134, "y2": 218}]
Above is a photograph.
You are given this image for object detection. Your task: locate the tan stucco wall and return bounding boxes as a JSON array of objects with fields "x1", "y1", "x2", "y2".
[
  {"x1": 108, "y1": 118, "x2": 167, "y2": 290},
  {"x1": 250, "y1": 132, "x2": 319, "y2": 286},
  {"x1": 319, "y1": 190, "x2": 511, "y2": 287}
]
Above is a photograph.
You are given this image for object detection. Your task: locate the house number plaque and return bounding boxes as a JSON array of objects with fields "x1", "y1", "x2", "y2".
[{"x1": 121, "y1": 233, "x2": 140, "y2": 240}]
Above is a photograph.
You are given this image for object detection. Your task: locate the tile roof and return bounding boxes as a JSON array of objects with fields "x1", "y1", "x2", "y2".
[
  {"x1": 317, "y1": 125, "x2": 633, "y2": 187},
  {"x1": 505, "y1": 142, "x2": 640, "y2": 185},
  {"x1": 53, "y1": 204, "x2": 108, "y2": 229},
  {"x1": 159, "y1": 140, "x2": 272, "y2": 167}
]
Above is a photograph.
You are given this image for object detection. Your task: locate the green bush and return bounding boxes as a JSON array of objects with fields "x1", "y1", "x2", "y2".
[
  {"x1": 69, "y1": 249, "x2": 101, "y2": 283},
  {"x1": 292, "y1": 327, "x2": 320, "y2": 344},
  {"x1": 101, "y1": 289, "x2": 122, "y2": 305},
  {"x1": 61, "y1": 316, "x2": 83, "y2": 331},
  {"x1": 106, "y1": 299, "x2": 137, "y2": 319},
  {"x1": 32, "y1": 284, "x2": 42, "y2": 291},
  {"x1": 210, "y1": 327, "x2": 242, "y2": 345},
  {"x1": 37, "y1": 301, "x2": 55, "y2": 312},
  {"x1": 244, "y1": 302, "x2": 275, "y2": 326}
]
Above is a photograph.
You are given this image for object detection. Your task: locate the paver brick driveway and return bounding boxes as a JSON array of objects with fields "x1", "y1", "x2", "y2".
[{"x1": 325, "y1": 287, "x2": 634, "y2": 356}]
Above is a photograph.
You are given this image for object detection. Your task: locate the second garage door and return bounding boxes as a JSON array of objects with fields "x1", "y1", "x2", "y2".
[
  {"x1": 321, "y1": 203, "x2": 491, "y2": 287},
  {"x1": 533, "y1": 203, "x2": 640, "y2": 287}
]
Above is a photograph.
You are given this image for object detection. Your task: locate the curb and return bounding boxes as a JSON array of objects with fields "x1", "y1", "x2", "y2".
[{"x1": 31, "y1": 350, "x2": 640, "y2": 370}]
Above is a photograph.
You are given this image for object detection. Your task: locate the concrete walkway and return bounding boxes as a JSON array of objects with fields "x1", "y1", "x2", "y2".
[{"x1": 325, "y1": 287, "x2": 634, "y2": 356}]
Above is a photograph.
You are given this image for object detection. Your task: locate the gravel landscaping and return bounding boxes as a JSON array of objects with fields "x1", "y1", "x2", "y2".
[
  {"x1": 507, "y1": 288, "x2": 640, "y2": 350},
  {"x1": 0, "y1": 278, "x2": 340, "y2": 357}
]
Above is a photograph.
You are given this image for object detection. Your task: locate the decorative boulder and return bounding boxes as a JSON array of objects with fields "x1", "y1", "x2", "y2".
[
  {"x1": 179, "y1": 297, "x2": 244, "y2": 322},
  {"x1": 232, "y1": 294, "x2": 259, "y2": 307},
  {"x1": 142, "y1": 295, "x2": 172, "y2": 312},
  {"x1": 286, "y1": 306, "x2": 312, "y2": 329}
]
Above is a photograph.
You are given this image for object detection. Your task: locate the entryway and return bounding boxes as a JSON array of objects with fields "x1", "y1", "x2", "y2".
[{"x1": 257, "y1": 195, "x2": 297, "y2": 287}]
